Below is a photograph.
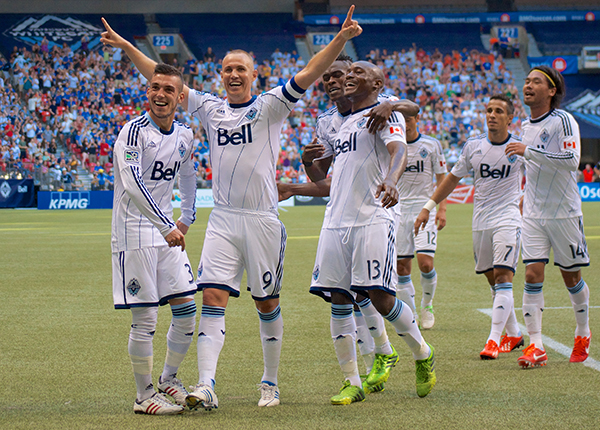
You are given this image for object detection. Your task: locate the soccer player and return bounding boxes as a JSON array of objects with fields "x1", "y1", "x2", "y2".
[
  {"x1": 506, "y1": 66, "x2": 590, "y2": 368},
  {"x1": 395, "y1": 114, "x2": 448, "y2": 330},
  {"x1": 301, "y1": 55, "x2": 419, "y2": 393},
  {"x1": 415, "y1": 94, "x2": 524, "y2": 359},
  {"x1": 111, "y1": 64, "x2": 197, "y2": 415},
  {"x1": 102, "y1": 7, "x2": 362, "y2": 408},
  {"x1": 280, "y1": 61, "x2": 436, "y2": 404}
]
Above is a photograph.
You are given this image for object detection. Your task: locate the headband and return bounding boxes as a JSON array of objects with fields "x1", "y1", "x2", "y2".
[{"x1": 532, "y1": 68, "x2": 556, "y2": 88}]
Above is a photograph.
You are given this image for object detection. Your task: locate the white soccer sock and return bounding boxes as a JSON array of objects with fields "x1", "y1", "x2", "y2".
[
  {"x1": 161, "y1": 301, "x2": 196, "y2": 383},
  {"x1": 356, "y1": 297, "x2": 392, "y2": 355},
  {"x1": 384, "y1": 298, "x2": 429, "y2": 360},
  {"x1": 488, "y1": 284, "x2": 513, "y2": 344},
  {"x1": 523, "y1": 283, "x2": 544, "y2": 350},
  {"x1": 354, "y1": 308, "x2": 375, "y2": 374},
  {"x1": 258, "y1": 305, "x2": 283, "y2": 385},
  {"x1": 129, "y1": 307, "x2": 158, "y2": 401},
  {"x1": 397, "y1": 275, "x2": 417, "y2": 316},
  {"x1": 504, "y1": 302, "x2": 521, "y2": 338},
  {"x1": 197, "y1": 305, "x2": 226, "y2": 386},
  {"x1": 420, "y1": 269, "x2": 437, "y2": 308},
  {"x1": 567, "y1": 279, "x2": 590, "y2": 338},
  {"x1": 331, "y1": 304, "x2": 361, "y2": 387}
]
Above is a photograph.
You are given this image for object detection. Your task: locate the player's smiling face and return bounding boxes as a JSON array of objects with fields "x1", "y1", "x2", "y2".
[
  {"x1": 523, "y1": 70, "x2": 556, "y2": 109},
  {"x1": 221, "y1": 52, "x2": 257, "y2": 104},
  {"x1": 321, "y1": 61, "x2": 350, "y2": 101},
  {"x1": 486, "y1": 99, "x2": 512, "y2": 134},
  {"x1": 344, "y1": 62, "x2": 382, "y2": 103},
  {"x1": 146, "y1": 73, "x2": 184, "y2": 121}
]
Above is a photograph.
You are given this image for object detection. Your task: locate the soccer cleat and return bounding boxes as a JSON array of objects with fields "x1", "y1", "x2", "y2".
[
  {"x1": 157, "y1": 376, "x2": 188, "y2": 406},
  {"x1": 480, "y1": 339, "x2": 499, "y2": 360},
  {"x1": 499, "y1": 334, "x2": 525, "y2": 353},
  {"x1": 365, "y1": 345, "x2": 400, "y2": 387},
  {"x1": 186, "y1": 383, "x2": 219, "y2": 411},
  {"x1": 517, "y1": 344, "x2": 548, "y2": 369},
  {"x1": 570, "y1": 332, "x2": 591, "y2": 363},
  {"x1": 330, "y1": 380, "x2": 366, "y2": 405},
  {"x1": 133, "y1": 392, "x2": 184, "y2": 415},
  {"x1": 420, "y1": 306, "x2": 435, "y2": 330},
  {"x1": 362, "y1": 378, "x2": 385, "y2": 394},
  {"x1": 257, "y1": 382, "x2": 280, "y2": 407},
  {"x1": 415, "y1": 344, "x2": 436, "y2": 398}
]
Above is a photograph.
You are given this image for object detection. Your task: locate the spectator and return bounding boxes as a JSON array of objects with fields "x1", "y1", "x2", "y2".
[{"x1": 582, "y1": 164, "x2": 594, "y2": 183}]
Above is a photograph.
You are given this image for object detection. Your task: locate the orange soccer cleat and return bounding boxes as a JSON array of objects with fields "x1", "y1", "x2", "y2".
[
  {"x1": 499, "y1": 334, "x2": 525, "y2": 353},
  {"x1": 517, "y1": 344, "x2": 547, "y2": 369},
  {"x1": 480, "y1": 339, "x2": 499, "y2": 360},
  {"x1": 570, "y1": 332, "x2": 591, "y2": 363}
]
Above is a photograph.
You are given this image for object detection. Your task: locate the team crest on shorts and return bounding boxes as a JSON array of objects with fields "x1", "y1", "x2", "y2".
[
  {"x1": 197, "y1": 263, "x2": 203, "y2": 279},
  {"x1": 245, "y1": 107, "x2": 258, "y2": 120},
  {"x1": 420, "y1": 148, "x2": 429, "y2": 159},
  {"x1": 127, "y1": 278, "x2": 141, "y2": 296},
  {"x1": 540, "y1": 129, "x2": 549, "y2": 144},
  {"x1": 312, "y1": 265, "x2": 320, "y2": 281},
  {"x1": 178, "y1": 141, "x2": 187, "y2": 158}
]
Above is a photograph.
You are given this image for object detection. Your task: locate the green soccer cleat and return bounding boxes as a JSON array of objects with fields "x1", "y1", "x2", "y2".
[
  {"x1": 415, "y1": 343, "x2": 436, "y2": 398},
  {"x1": 330, "y1": 380, "x2": 366, "y2": 405},
  {"x1": 365, "y1": 345, "x2": 399, "y2": 387},
  {"x1": 362, "y1": 379, "x2": 385, "y2": 394}
]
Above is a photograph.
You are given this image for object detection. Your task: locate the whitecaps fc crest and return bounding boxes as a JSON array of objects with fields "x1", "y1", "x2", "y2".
[
  {"x1": 127, "y1": 278, "x2": 141, "y2": 296},
  {"x1": 4, "y1": 15, "x2": 103, "y2": 52},
  {"x1": 178, "y1": 141, "x2": 187, "y2": 158}
]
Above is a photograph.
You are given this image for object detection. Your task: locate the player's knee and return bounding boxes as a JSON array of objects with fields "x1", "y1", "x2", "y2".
[
  {"x1": 397, "y1": 259, "x2": 411, "y2": 276},
  {"x1": 130, "y1": 307, "x2": 158, "y2": 341},
  {"x1": 255, "y1": 297, "x2": 279, "y2": 314},
  {"x1": 560, "y1": 269, "x2": 581, "y2": 289},
  {"x1": 170, "y1": 301, "x2": 197, "y2": 332},
  {"x1": 524, "y1": 263, "x2": 544, "y2": 284}
]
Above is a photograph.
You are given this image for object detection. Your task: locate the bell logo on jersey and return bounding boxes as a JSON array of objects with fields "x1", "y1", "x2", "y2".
[
  {"x1": 480, "y1": 163, "x2": 511, "y2": 179},
  {"x1": 334, "y1": 132, "x2": 357, "y2": 156},
  {"x1": 217, "y1": 124, "x2": 253, "y2": 146},
  {"x1": 150, "y1": 160, "x2": 181, "y2": 181},
  {"x1": 406, "y1": 160, "x2": 425, "y2": 173},
  {"x1": 564, "y1": 141, "x2": 577, "y2": 150}
]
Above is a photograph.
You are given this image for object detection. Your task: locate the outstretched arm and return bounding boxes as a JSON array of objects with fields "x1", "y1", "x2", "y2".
[
  {"x1": 293, "y1": 6, "x2": 362, "y2": 90},
  {"x1": 365, "y1": 100, "x2": 420, "y2": 134},
  {"x1": 278, "y1": 178, "x2": 331, "y2": 201},
  {"x1": 101, "y1": 17, "x2": 191, "y2": 109}
]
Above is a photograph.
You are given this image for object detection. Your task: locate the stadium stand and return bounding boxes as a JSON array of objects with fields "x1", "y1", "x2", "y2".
[{"x1": 527, "y1": 21, "x2": 600, "y2": 56}]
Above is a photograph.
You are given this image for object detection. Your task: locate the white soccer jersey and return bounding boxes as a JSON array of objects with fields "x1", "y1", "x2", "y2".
[
  {"x1": 187, "y1": 78, "x2": 305, "y2": 213},
  {"x1": 397, "y1": 133, "x2": 447, "y2": 213},
  {"x1": 323, "y1": 102, "x2": 407, "y2": 229},
  {"x1": 317, "y1": 93, "x2": 399, "y2": 159},
  {"x1": 111, "y1": 113, "x2": 196, "y2": 252},
  {"x1": 521, "y1": 109, "x2": 582, "y2": 219},
  {"x1": 451, "y1": 133, "x2": 524, "y2": 231}
]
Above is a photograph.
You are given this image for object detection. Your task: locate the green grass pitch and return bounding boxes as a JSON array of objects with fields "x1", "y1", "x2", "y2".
[{"x1": 1, "y1": 203, "x2": 599, "y2": 429}]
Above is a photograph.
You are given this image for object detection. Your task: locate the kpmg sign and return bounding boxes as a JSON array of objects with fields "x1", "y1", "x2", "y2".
[{"x1": 38, "y1": 191, "x2": 113, "y2": 210}]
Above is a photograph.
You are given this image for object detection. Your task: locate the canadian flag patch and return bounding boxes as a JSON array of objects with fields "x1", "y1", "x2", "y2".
[
  {"x1": 440, "y1": 160, "x2": 446, "y2": 167},
  {"x1": 390, "y1": 126, "x2": 404, "y2": 135},
  {"x1": 563, "y1": 141, "x2": 577, "y2": 150}
]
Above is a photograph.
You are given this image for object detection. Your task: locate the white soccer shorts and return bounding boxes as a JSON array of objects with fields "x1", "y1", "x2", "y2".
[
  {"x1": 112, "y1": 246, "x2": 196, "y2": 309},
  {"x1": 472, "y1": 225, "x2": 521, "y2": 274},
  {"x1": 521, "y1": 217, "x2": 589, "y2": 271},
  {"x1": 310, "y1": 221, "x2": 397, "y2": 301},
  {"x1": 397, "y1": 208, "x2": 438, "y2": 258},
  {"x1": 196, "y1": 207, "x2": 286, "y2": 301}
]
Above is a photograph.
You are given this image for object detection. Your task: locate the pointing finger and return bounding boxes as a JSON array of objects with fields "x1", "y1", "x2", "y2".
[{"x1": 344, "y1": 5, "x2": 355, "y2": 24}]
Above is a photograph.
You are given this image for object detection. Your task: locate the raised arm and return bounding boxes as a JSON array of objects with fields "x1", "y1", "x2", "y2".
[
  {"x1": 293, "y1": 6, "x2": 362, "y2": 90},
  {"x1": 101, "y1": 17, "x2": 191, "y2": 109}
]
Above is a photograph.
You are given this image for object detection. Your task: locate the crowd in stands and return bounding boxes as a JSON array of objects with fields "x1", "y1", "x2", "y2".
[{"x1": 0, "y1": 37, "x2": 527, "y2": 191}]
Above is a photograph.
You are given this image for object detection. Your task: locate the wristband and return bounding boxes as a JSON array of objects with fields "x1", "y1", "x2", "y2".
[
  {"x1": 302, "y1": 159, "x2": 313, "y2": 167},
  {"x1": 423, "y1": 199, "x2": 436, "y2": 212}
]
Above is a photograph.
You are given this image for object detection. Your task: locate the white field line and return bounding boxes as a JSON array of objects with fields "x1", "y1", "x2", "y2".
[{"x1": 477, "y1": 307, "x2": 600, "y2": 372}]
